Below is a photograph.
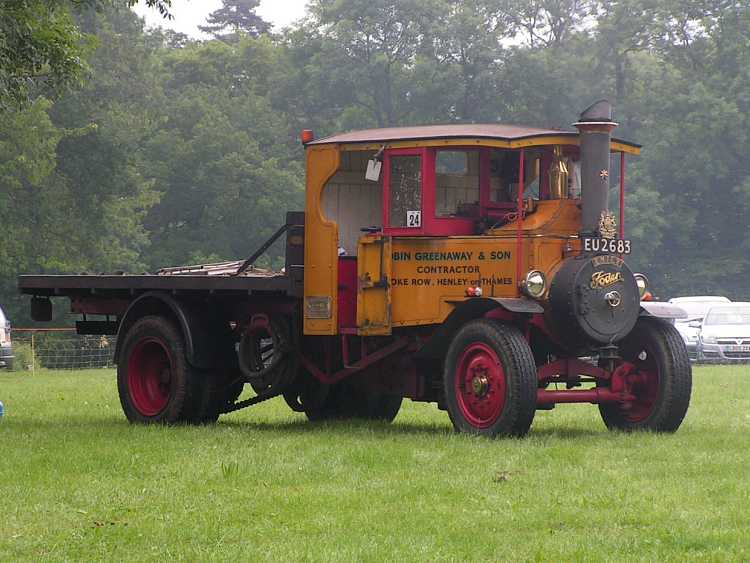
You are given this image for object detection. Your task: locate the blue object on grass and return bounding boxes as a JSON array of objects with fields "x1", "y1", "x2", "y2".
[{"x1": 0, "y1": 400, "x2": 4, "y2": 419}]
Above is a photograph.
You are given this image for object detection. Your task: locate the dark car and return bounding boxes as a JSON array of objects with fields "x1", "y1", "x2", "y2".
[{"x1": 0, "y1": 306, "x2": 13, "y2": 370}]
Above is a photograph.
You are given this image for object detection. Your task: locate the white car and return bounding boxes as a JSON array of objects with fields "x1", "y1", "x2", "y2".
[
  {"x1": 696, "y1": 303, "x2": 750, "y2": 362},
  {"x1": 0, "y1": 306, "x2": 13, "y2": 370},
  {"x1": 669, "y1": 296, "x2": 731, "y2": 360}
]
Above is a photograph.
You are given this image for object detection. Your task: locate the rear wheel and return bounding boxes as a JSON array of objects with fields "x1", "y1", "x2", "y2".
[
  {"x1": 599, "y1": 318, "x2": 692, "y2": 432},
  {"x1": 117, "y1": 316, "x2": 203, "y2": 424},
  {"x1": 443, "y1": 319, "x2": 537, "y2": 438}
]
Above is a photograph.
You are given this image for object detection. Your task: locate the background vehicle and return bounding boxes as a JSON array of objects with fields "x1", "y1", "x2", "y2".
[
  {"x1": 18, "y1": 101, "x2": 692, "y2": 437},
  {"x1": 0, "y1": 306, "x2": 13, "y2": 370},
  {"x1": 696, "y1": 303, "x2": 750, "y2": 362},
  {"x1": 669, "y1": 296, "x2": 731, "y2": 360}
]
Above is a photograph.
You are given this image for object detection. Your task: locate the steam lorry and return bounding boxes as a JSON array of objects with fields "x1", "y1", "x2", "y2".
[{"x1": 19, "y1": 101, "x2": 691, "y2": 437}]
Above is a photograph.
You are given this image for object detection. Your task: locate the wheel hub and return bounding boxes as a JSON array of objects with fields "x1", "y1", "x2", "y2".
[
  {"x1": 454, "y1": 342, "x2": 507, "y2": 429},
  {"x1": 128, "y1": 338, "x2": 172, "y2": 417},
  {"x1": 471, "y1": 372, "x2": 490, "y2": 397}
]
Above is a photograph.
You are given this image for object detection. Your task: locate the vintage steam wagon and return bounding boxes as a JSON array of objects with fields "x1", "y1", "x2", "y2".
[{"x1": 19, "y1": 101, "x2": 691, "y2": 437}]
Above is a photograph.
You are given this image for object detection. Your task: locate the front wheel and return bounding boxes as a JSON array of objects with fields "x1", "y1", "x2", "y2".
[
  {"x1": 599, "y1": 318, "x2": 692, "y2": 432},
  {"x1": 443, "y1": 319, "x2": 537, "y2": 438}
]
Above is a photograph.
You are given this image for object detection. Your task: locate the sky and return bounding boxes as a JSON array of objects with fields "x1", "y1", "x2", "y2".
[{"x1": 132, "y1": 0, "x2": 309, "y2": 38}]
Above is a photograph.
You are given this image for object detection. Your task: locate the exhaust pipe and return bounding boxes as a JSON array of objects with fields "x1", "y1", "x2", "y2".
[{"x1": 574, "y1": 101, "x2": 617, "y2": 236}]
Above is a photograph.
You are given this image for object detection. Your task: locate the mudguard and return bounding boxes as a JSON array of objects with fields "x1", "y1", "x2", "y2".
[
  {"x1": 418, "y1": 297, "x2": 542, "y2": 358},
  {"x1": 114, "y1": 291, "x2": 218, "y2": 369},
  {"x1": 639, "y1": 302, "x2": 687, "y2": 320}
]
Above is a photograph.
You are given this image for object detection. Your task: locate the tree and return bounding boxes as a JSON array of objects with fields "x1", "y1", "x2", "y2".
[
  {"x1": 198, "y1": 0, "x2": 271, "y2": 39},
  {"x1": 0, "y1": 0, "x2": 171, "y2": 109}
]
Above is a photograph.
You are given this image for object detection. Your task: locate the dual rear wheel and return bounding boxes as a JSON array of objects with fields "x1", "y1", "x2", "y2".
[
  {"x1": 118, "y1": 315, "x2": 401, "y2": 425},
  {"x1": 117, "y1": 316, "x2": 240, "y2": 424}
]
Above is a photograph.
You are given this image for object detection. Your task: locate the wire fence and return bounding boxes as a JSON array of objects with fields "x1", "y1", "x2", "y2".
[{"x1": 10, "y1": 329, "x2": 116, "y2": 373}]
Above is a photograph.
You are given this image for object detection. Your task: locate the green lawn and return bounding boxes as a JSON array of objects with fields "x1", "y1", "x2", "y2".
[{"x1": 1, "y1": 365, "x2": 749, "y2": 562}]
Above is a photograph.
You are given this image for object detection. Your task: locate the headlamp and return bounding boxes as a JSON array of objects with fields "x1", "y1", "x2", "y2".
[{"x1": 522, "y1": 270, "x2": 547, "y2": 299}]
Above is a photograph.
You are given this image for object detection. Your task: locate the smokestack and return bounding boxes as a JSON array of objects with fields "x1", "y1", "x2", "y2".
[{"x1": 574, "y1": 101, "x2": 617, "y2": 236}]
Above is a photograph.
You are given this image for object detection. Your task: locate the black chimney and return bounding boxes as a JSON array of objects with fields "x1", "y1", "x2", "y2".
[{"x1": 574, "y1": 101, "x2": 617, "y2": 236}]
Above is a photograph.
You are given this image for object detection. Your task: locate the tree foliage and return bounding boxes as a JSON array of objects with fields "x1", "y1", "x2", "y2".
[
  {"x1": 1, "y1": 0, "x2": 749, "y2": 324},
  {"x1": 0, "y1": 0, "x2": 170, "y2": 109},
  {"x1": 198, "y1": 0, "x2": 271, "y2": 39}
]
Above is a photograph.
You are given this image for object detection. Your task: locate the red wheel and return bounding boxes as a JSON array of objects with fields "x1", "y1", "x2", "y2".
[
  {"x1": 127, "y1": 337, "x2": 173, "y2": 416},
  {"x1": 622, "y1": 354, "x2": 659, "y2": 423},
  {"x1": 117, "y1": 316, "x2": 203, "y2": 424},
  {"x1": 454, "y1": 343, "x2": 507, "y2": 428},
  {"x1": 444, "y1": 320, "x2": 536, "y2": 437},
  {"x1": 600, "y1": 318, "x2": 692, "y2": 432}
]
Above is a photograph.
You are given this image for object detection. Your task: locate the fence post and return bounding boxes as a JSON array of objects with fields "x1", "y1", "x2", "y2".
[{"x1": 31, "y1": 331, "x2": 35, "y2": 375}]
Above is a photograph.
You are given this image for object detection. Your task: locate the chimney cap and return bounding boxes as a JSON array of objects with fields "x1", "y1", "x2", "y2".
[{"x1": 578, "y1": 100, "x2": 613, "y2": 123}]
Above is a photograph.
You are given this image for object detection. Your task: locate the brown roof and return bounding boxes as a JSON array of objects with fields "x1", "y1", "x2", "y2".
[{"x1": 307, "y1": 123, "x2": 641, "y2": 149}]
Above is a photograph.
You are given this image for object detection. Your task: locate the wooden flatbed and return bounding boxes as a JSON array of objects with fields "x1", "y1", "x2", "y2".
[{"x1": 18, "y1": 271, "x2": 293, "y2": 297}]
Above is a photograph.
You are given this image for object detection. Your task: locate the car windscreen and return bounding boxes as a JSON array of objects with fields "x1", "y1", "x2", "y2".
[
  {"x1": 676, "y1": 301, "x2": 725, "y2": 319},
  {"x1": 704, "y1": 307, "x2": 750, "y2": 325}
]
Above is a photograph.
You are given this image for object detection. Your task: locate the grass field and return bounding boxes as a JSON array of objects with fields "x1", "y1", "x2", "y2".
[{"x1": 1, "y1": 365, "x2": 749, "y2": 561}]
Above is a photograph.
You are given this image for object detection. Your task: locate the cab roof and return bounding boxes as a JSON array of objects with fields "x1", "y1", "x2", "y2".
[{"x1": 306, "y1": 123, "x2": 641, "y2": 153}]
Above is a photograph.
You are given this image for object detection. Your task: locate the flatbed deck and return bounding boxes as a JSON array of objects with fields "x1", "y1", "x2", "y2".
[{"x1": 18, "y1": 271, "x2": 293, "y2": 297}]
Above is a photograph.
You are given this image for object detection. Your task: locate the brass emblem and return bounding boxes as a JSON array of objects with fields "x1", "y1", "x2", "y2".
[
  {"x1": 590, "y1": 271, "x2": 623, "y2": 289},
  {"x1": 599, "y1": 211, "x2": 617, "y2": 239},
  {"x1": 599, "y1": 169, "x2": 609, "y2": 181},
  {"x1": 592, "y1": 255, "x2": 624, "y2": 268}
]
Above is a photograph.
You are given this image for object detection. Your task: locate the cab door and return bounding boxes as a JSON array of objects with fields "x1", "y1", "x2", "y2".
[{"x1": 357, "y1": 234, "x2": 392, "y2": 335}]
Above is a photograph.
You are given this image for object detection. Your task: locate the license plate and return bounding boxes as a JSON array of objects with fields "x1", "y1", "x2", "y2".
[
  {"x1": 725, "y1": 345, "x2": 750, "y2": 352},
  {"x1": 583, "y1": 237, "x2": 632, "y2": 254}
]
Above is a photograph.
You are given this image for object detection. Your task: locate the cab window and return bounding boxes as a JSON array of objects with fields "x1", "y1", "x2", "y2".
[
  {"x1": 435, "y1": 150, "x2": 480, "y2": 217},
  {"x1": 489, "y1": 149, "x2": 542, "y2": 203},
  {"x1": 389, "y1": 155, "x2": 422, "y2": 228}
]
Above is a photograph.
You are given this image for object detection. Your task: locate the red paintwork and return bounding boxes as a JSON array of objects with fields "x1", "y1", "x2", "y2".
[
  {"x1": 127, "y1": 337, "x2": 171, "y2": 416},
  {"x1": 249, "y1": 313, "x2": 270, "y2": 331},
  {"x1": 383, "y1": 146, "x2": 563, "y2": 239},
  {"x1": 534, "y1": 358, "x2": 661, "y2": 411},
  {"x1": 383, "y1": 148, "x2": 476, "y2": 237},
  {"x1": 337, "y1": 257, "x2": 358, "y2": 329},
  {"x1": 537, "y1": 358, "x2": 608, "y2": 383},
  {"x1": 383, "y1": 147, "x2": 427, "y2": 236},
  {"x1": 71, "y1": 297, "x2": 129, "y2": 316},
  {"x1": 454, "y1": 342, "x2": 507, "y2": 428},
  {"x1": 300, "y1": 337, "x2": 409, "y2": 385},
  {"x1": 516, "y1": 149, "x2": 525, "y2": 286},
  {"x1": 619, "y1": 151, "x2": 626, "y2": 239},
  {"x1": 618, "y1": 355, "x2": 658, "y2": 422},
  {"x1": 537, "y1": 388, "x2": 635, "y2": 405},
  {"x1": 484, "y1": 307, "x2": 516, "y2": 323}
]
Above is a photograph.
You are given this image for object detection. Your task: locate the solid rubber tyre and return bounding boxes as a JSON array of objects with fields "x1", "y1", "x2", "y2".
[
  {"x1": 599, "y1": 318, "x2": 692, "y2": 432},
  {"x1": 443, "y1": 319, "x2": 537, "y2": 437},
  {"x1": 117, "y1": 315, "x2": 205, "y2": 424}
]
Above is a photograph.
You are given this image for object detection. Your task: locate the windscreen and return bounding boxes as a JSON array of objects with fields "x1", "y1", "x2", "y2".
[
  {"x1": 678, "y1": 301, "x2": 725, "y2": 319},
  {"x1": 704, "y1": 307, "x2": 750, "y2": 325}
]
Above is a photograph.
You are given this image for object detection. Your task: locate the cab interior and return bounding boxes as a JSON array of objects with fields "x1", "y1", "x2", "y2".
[{"x1": 321, "y1": 143, "x2": 584, "y2": 329}]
